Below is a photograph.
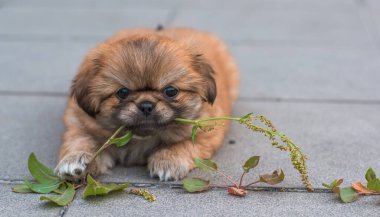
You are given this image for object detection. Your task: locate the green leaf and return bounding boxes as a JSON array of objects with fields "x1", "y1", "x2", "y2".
[
  {"x1": 28, "y1": 153, "x2": 59, "y2": 184},
  {"x1": 322, "y1": 179, "x2": 343, "y2": 189},
  {"x1": 12, "y1": 184, "x2": 32, "y2": 193},
  {"x1": 322, "y1": 183, "x2": 331, "y2": 188},
  {"x1": 40, "y1": 183, "x2": 75, "y2": 206},
  {"x1": 109, "y1": 130, "x2": 133, "y2": 147},
  {"x1": 242, "y1": 156, "x2": 260, "y2": 173},
  {"x1": 54, "y1": 183, "x2": 68, "y2": 194},
  {"x1": 259, "y1": 169, "x2": 285, "y2": 185},
  {"x1": 83, "y1": 175, "x2": 129, "y2": 198},
  {"x1": 194, "y1": 159, "x2": 218, "y2": 172},
  {"x1": 183, "y1": 178, "x2": 210, "y2": 192},
  {"x1": 24, "y1": 179, "x2": 62, "y2": 194},
  {"x1": 365, "y1": 167, "x2": 376, "y2": 182},
  {"x1": 367, "y1": 178, "x2": 380, "y2": 192},
  {"x1": 191, "y1": 126, "x2": 198, "y2": 145},
  {"x1": 339, "y1": 187, "x2": 358, "y2": 203}
]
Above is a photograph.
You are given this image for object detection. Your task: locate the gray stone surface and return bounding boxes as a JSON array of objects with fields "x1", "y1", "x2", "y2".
[
  {"x1": 0, "y1": 96, "x2": 65, "y2": 180},
  {"x1": 65, "y1": 187, "x2": 378, "y2": 217},
  {"x1": 0, "y1": 8, "x2": 171, "y2": 37},
  {"x1": 172, "y1": 0, "x2": 373, "y2": 46},
  {"x1": 368, "y1": 0, "x2": 380, "y2": 38},
  {"x1": 0, "y1": 183, "x2": 62, "y2": 217},
  {"x1": 231, "y1": 45, "x2": 380, "y2": 100},
  {"x1": 1, "y1": 0, "x2": 380, "y2": 216},
  {"x1": 0, "y1": 41, "x2": 93, "y2": 93},
  {"x1": 3, "y1": 0, "x2": 183, "y2": 9},
  {"x1": 6, "y1": 0, "x2": 350, "y2": 10}
]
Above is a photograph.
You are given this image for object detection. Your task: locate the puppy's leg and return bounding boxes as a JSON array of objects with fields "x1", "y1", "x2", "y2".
[
  {"x1": 55, "y1": 130, "x2": 115, "y2": 182},
  {"x1": 55, "y1": 105, "x2": 116, "y2": 182},
  {"x1": 148, "y1": 127, "x2": 227, "y2": 181}
]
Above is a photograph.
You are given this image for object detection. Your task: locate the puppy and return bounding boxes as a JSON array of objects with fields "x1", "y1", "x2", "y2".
[{"x1": 55, "y1": 27, "x2": 239, "y2": 182}]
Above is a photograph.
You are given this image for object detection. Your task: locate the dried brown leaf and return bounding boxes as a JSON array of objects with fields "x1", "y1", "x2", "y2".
[
  {"x1": 227, "y1": 187, "x2": 247, "y2": 197},
  {"x1": 352, "y1": 182, "x2": 378, "y2": 195}
]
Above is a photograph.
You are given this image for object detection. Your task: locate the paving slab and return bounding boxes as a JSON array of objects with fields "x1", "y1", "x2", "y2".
[
  {"x1": 2, "y1": 0, "x2": 365, "y2": 14},
  {"x1": 64, "y1": 187, "x2": 378, "y2": 217},
  {"x1": 2, "y1": 0, "x2": 182, "y2": 9},
  {"x1": 2, "y1": 95, "x2": 379, "y2": 190},
  {"x1": 1, "y1": 41, "x2": 380, "y2": 101},
  {"x1": 172, "y1": 0, "x2": 372, "y2": 46},
  {"x1": 0, "y1": 0, "x2": 7, "y2": 8},
  {"x1": 0, "y1": 8, "x2": 171, "y2": 37},
  {"x1": 0, "y1": 1, "x2": 373, "y2": 47},
  {"x1": 230, "y1": 44, "x2": 380, "y2": 100},
  {"x1": 0, "y1": 183, "x2": 62, "y2": 217},
  {"x1": 368, "y1": 0, "x2": 380, "y2": 41},
  {"x1": 0, "y1": 96, "x2": 65, "y2": 180},
  {"x1": 0, "y1": 41, "x2": 93, "y2": 93},
  {"x1": 0, "y1": 0, "x2": 379, "y2": 216}
]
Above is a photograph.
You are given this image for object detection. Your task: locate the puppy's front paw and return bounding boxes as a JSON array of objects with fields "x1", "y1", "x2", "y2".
[
  {"x1": 148, "y1": 149, "x2": 193, "y2": 181},
  {"x1": 55, "y1": 151, "x2": 93, "y2": 182}
]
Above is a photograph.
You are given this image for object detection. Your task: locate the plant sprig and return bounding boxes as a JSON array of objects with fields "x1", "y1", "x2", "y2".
[
  {"x1": 129, "y1": 189, "x2": 157, "y2": 202},
  {"x1": 90, "y1": 125, "x2": 132, "y2": 164},
  {"x1": 12, "y1": 126, "x2": 152, "y2": 206},
  {"x1": 13, "y1": 112, "x2": 311, "y2": 206},
  {"x1": 183, "y1": 156, "x2": 285, "y2": 196},
  {"x1": 176, "y1": 113, "x2": 313, "y2": 191},
  {"x1": 323, "y1": 167, "x2": 380, "y2": 203}
]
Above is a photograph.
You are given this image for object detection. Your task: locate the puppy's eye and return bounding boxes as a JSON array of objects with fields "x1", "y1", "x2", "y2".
[
  {"x1": 116, "y1": 88, "x2": 129, "y2": 99},
  {"x1": 163, "y1": 86, "x2": 179, "y2": 98}
]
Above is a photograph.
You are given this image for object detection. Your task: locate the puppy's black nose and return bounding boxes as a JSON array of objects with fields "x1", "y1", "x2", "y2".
[{"x1": 138, "y1": 101, "x2": 155, "y2": 116}]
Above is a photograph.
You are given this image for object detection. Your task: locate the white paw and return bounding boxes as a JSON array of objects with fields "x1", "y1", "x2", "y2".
[
  {"x1": 55, "y1": 152, "x2": 92, "y2": 182},
  {"x1": 148, "y1": 151, "x2": 192, "y2": 181}
]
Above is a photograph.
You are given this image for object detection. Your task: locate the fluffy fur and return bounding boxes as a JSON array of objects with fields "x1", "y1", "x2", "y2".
[{"x1": 55, "y1": 27, "x2": 239, "y2": 181}]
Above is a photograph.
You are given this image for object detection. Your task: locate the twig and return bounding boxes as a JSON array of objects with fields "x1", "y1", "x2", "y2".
[{"x1": 89, "y1": 125, "x2": 126, "y2": 165}]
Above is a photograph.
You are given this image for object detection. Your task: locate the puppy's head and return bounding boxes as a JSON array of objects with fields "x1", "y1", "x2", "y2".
[{"x1": 71, "y1": 35, "x2": 216, "y2": 137}]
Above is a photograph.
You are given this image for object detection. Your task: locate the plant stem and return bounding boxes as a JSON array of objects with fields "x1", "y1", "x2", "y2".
[
  {"x1": 209, "y1": 184, "x2": 233, "y2": 188},
  {"x1": 197, "y1": 117, "x2": 242, "y2": 122},
  {"x1": 90, "y1": 125, "x2": 126, "y2": 164},
  {"x1": 359, "y1": 192, "x2": 380, "y2": 196},
  {"x1": 74, "y1": 184, "x2": 83, "y2": 190},
  {"x1": 216, "y1": 171, "x2": 239, "y2": 188},
  {"x1": 239, "y1": 172, "x2": 246, "y2": 188},
  {"x1": 179, "y1": 113, "x2": 313, "y2": 191},
  {"x1": 175, "y1": 117, "x2": 241, "y2": 124},
  {"x1": 174, "y1": 118, "x2": 198, "y2": 124},
  {"x1": 244, "y1": 180, "x2": 261, "y2": 188},
  {"x1": 177, "y1": 115, "x2": 297, "y2": 149}
]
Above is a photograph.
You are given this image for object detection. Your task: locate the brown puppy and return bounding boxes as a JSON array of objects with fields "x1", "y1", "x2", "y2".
[{"x1": 55, "y1": 27, "x2": 239, "y2": 181}]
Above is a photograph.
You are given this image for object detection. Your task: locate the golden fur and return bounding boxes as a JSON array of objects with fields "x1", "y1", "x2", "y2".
[{"x1": 55, "y1": 27, "x2": 239, "y2": 181}]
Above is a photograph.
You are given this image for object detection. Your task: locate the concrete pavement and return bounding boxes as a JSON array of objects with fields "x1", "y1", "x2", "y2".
[{"x1": 0, "y1": 0, "x2": 380, "y2": 216}]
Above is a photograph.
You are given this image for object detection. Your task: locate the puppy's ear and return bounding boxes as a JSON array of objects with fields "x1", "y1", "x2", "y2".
[
  {"x1": 192, "y1": 54, "x2": 217, "y2": 104},
  {"x1": 71, "y1": 52, "x2": 101, "y2": 117}
]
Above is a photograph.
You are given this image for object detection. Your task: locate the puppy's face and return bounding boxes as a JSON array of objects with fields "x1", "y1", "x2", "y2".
[{"x1": 71, "y1": 35, "x2": 216, "y2": 137}]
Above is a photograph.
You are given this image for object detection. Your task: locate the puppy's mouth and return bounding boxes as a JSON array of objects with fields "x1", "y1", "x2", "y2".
[{"x1": 129, "y1": 121, "x2": 170, "y2": 137}]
